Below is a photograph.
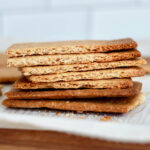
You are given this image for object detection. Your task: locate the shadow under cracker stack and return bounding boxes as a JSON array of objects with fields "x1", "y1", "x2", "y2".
[{"x1": 3, "y1": 38, "x2": 147, "y2": 113}]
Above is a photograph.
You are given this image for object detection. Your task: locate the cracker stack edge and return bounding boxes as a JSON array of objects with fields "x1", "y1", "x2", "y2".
[{"x1": 3, "y1": 38, "x2": 146, "y2": 113}]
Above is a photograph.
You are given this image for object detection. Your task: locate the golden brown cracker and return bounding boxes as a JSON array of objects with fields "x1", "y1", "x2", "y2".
[
  {"x1": 142, "y1": 57, "x2": 150, "y2": 74},
  {"x1": 2, "y1": 93, "x2": 145, "y2": 113},
  {"x1": 0, "y1": 53, "x2": 7, "y2": 66},
  {"x1": 0, "y1": 85, "x2": 2, "y2": 96},
  {"x1": 22, "y1": 58, "x2": 146, "y2": 76},
  {"x1": 7, "y1": 38, "x2": 137, "y2": 58},
  {"x1": 100, "y1": 116, "x2": 112, "y2": 121},
  {"x1": 0, "y1": 53, "x2": 21, "y2": 83},
  {"x1": 13, "y1": 77, "x2": 133, "y2": 89},
  {"x1": 0, "y1": 67, "x2": 21, "y2": 83},
  {"x1": 28, "y1": 67, "x2": 145, "y2": 83},
  {"x1": 5, "y1": 82, "x2": 141, "y2": 99},
  {"x1": 7, "y1": 50, "x2": 141, "y2": 67}
]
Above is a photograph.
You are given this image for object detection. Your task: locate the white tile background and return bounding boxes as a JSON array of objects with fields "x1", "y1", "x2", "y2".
[
  {"x1": 3, "y1": 11, "x2": 87, "y2": 41},
  {"x1": 0, "y1": 0, "x2": 150, "y2": 55}
]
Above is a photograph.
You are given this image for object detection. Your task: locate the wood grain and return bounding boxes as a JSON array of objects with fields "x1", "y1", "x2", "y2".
[{"x1": 0, "y1": 129, "x2": 149, "y2": 150}]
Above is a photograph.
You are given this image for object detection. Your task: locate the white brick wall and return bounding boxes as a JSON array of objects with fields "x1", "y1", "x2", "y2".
[
  {"x1": 0, "y1": 15, "x2": 3, "y2": 36},
  {"x1": 139, "y1": 0, "x2": 150, "y2": 4},
  {"x1": 1, "y1": 0, "x2": 150, "y2": 41},
  {"x1": 90, "y1": 8, "x2": 150, "y2": 39},
  {"x1": 3, "y1": 11, "x2": 87, "y2": 41},
  {"x1": 0, "y1": 0, "x2": 46, "y2": 10},
  {"x1": 51, "y1": 0, "x2": 136, "y2": 7},
  {"x1": 0, "y1": 0, "x2": 150, "y2": 55}
]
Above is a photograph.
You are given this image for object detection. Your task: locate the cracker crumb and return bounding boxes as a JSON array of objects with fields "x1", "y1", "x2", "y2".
[
  {"x1": 69, "y1": 113, "x2": 73, "y2": 118},
  {"x1": 80, "y1": 116, "x2": 85, "y2": 119},
  {"x1": 79, "y1": 116, "x2": 85, "y2": 119},
  {"x1": 56, "y1": 112, "x2": 60, "y2": 116},
  {"x1": 100, "y1": 116, "x2": 112, "y2": 121},
  {"x1": 94, "y1": 114, "x2": 98, "y2": 118}
]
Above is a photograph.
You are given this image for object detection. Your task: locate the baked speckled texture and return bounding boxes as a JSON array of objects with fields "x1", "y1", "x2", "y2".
[
  {"x1": 5, "y1": 82, "x2": 141, "y2": 99},
  {"x1": 28, "y1": 67, "x2": 145, "y2": 83},
  {"x1": 7, "y1": 38, "x2": 137, "y2": 58},
  {"x1": 7, "y1": 50, "x2": 141, "y2": 67},
  {"x1": 13, "y1": 77, "x2": 133, "y2": 89},
  {"x1": 2, "y1": 92, "x2": 145, "y2": 113},
  {"x1": 22, "y1": 58, "x2": 146, "y2": 76}
]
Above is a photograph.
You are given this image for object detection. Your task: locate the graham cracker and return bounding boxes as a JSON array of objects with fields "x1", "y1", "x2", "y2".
[
  {"x1": 13, "y1": 77, "x2": 133, "y2": 89},
  {"x1": 0, "y1": 53, "x2": 21, "y2": 83},
  {"x1": 28, "y1": 67, "x2": 145, "y2": 83},
  {"x1": 142, "y1": 57, "x2": 150, "y2": 74},
  {"x1": 7, "y1": 50, "x2": 141, "y2": 67},
  {"x1": 142, "y1": 65, "x2": 150, "y2": 74},
  {"x1": 7, "y1": 38, "x2": 137, "y2": 58},
  {"x1": 22, "y1": 58, "x2": 146, "y2": 76},
  {"x1": 2, "y1": 92, "x2": 145, "y2": 113},
  {"x1": 5, "y1": 82, "x2": 141, "y2": 99},
  {"x1": 0, "y1": 85, "x2": 2, "y2": 96},
  {"x1": 0, "y1": 53, "x2": 7, "y2": 66},
  {"x1": 0, "y1": 67, "x2": 21, "y2": 83}
]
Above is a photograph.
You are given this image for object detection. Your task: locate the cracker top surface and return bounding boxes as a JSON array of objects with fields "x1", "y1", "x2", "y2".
[{"x1": 7, "y1": 38, "x2": 137, "y2": 57}]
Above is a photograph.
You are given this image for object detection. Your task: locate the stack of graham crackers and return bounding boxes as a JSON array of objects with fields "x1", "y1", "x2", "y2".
[{"x1": 3, "y1": 38, "x2": 147, "y2": 113}]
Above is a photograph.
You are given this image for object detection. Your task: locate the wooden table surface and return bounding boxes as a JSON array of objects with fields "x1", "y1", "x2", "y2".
[{"x1": 0, "y1": 129, "x2": 149, "y2": 150}]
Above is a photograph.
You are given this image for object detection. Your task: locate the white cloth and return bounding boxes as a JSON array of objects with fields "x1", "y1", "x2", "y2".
[{"x1": 0, "y1": 76, "x2": 150, "y2": 143}]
